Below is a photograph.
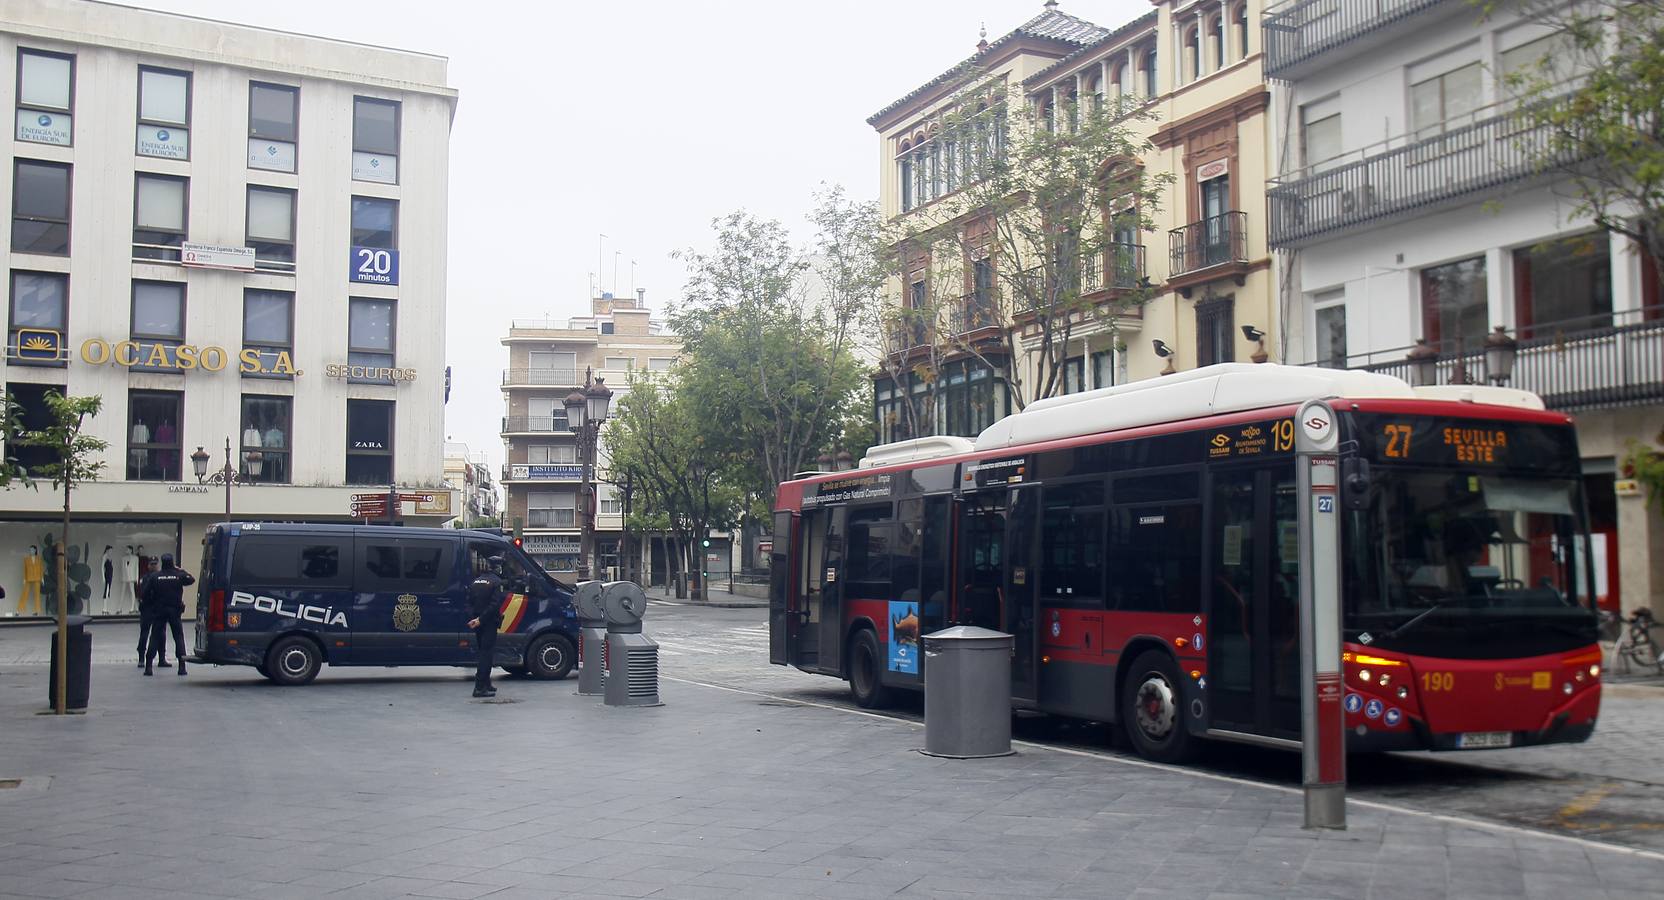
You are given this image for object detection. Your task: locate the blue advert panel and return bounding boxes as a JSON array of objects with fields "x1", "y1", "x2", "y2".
[
  {"x1": 888, "y1": 600, "x2": 919, "y2": 674},
  {"x1": 350, "y1": 246, "x2": 400, "y2": 285}
]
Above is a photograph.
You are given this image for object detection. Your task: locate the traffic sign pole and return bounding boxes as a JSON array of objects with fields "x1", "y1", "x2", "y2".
[{"x1": 1296, "y1": 399, "x2": 1345, "y2": 830}]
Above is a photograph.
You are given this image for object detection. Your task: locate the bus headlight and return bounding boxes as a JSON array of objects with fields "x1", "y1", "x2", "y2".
[
  {"x1": 1396, "y1": 686, "x2": 1408, "y2": 699},
  {"x1": 1359, "y1": 669, "x2": 1372, "y2": 683},
  {"x1": 1563, "y1": 682, "x2": 1574, "y2": 695},
  {"x1": 1589, "y1": 664, "x2": 1600, "y2": 679},
  {"x1": 1378, "y1": 673, "x2": 1391, "y2": 686}
]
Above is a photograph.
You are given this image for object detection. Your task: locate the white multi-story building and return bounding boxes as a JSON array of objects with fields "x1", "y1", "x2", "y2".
[
  {"x1": 442, "y1": 441, "x2": 498, "y2": 528},
  {"x1": 0, "y1": 0, "x2": 457, "y2": 619},
  {"x1": 1266, "y1": 0, "x2": 1662, "y2": 614}
]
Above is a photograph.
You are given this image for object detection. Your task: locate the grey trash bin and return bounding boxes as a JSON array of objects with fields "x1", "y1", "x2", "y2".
[
  {"x1": 602, "y1": 581, "x2": 662, "y2": 707},
  {"x1": 573, "y1": 581, "x2": 607, "y2": 696},
  {"x1": 921, "y1": 626, "x2": 1014, "y2": 758},
  {"x1": 48, "y1": 614, "x2": 93, "y2": 711}
]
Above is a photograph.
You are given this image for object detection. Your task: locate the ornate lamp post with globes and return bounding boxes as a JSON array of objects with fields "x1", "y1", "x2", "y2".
[
  {"x1": 563, "y1": 368, "x2": 613, "y2": 581},
  {"x1": 191, "y1": 438, "x2": 263, "y2": 518}
]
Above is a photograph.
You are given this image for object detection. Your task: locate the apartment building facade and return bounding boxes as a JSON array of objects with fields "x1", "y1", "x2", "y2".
[
  {"x1": 1265, "y1": 0, "x2": 1663, "y2": 613},
  {"x1": 499, "y1": 292, "x2": 677, "y2": 577},
  {"x1": 1, "y1": 1, "x2": 457, "y2": 618},
  {"x1": 442, "y1": 441, "x2": 499, "y2": 528},
  {"x1": 868, "y1": 0, "x2": 1279, "y2": 442}
]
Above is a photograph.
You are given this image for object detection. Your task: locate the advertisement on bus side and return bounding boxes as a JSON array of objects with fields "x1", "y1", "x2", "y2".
[{"x1": 888, "y1": 600, "x2": 919, "y2": 674}]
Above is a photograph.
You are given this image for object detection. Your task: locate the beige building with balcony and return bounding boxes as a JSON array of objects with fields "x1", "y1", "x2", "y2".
[
  {"x1": 499, "y1": 291, "x2": 677, "y2": 576},
  {"x1": 868, "y1": 0, "x2": 1278, "y2": 441}
]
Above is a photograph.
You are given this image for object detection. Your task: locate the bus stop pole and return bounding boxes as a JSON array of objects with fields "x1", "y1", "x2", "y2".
[{"x1": 1295, "y1": 400, "x2": 1346, "y2": 830}]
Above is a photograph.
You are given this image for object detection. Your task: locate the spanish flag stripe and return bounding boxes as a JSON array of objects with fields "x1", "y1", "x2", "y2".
[{"x1": 498, "y1": 594, "x2": 528, "y2": 634}]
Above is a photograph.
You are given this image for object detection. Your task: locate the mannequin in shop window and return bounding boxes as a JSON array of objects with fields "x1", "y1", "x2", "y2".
[
  {"x1": 122, "y1": 545, "x2": 140, "y2": 612},
  {"x1": 243, "y1": 421, "x2": 264, "y2": 479},
  {"x1": 18, "y1": 545, "x2": 43, "y2": 616},
  {"x1": 264, "y1": 421, "x2": 286, "y2": 482},
  {"x1": 130, "y1": 419, "x2": 150, "y2": 477},
  {"x1": 155, "y1": 420, "x2": 176, "y2": 480},
  {"x1": 102, "y1": 545, "x2": 114, "y2": 615}
]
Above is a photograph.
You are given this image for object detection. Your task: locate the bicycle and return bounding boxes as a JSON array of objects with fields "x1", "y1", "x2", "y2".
[{"x1": 1607, "y1": 607, "x2": 1664, "y2": 676}]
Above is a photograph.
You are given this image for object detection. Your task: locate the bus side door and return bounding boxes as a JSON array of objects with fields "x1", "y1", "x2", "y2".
[
  {"x1": 769, "y1": 511, "x2": 796, "y2": 666},
  {"x1": 1005, "y1": 484, "x2": 1041, "y2": 703},
  {"x1": 792, "y1": 505, "x2": 846, "y2": 675}
]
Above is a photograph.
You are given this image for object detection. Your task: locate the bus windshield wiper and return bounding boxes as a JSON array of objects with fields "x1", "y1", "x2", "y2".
[{"x1": 1381, "y1": 600, "x2": 1455, "y2": 641}]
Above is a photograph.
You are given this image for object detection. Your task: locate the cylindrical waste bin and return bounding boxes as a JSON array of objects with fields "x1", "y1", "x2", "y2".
[
  {"x1": 48, "y1": 614, "x2": 93, "y2": 711},
  {"x1": 572, "y1": 581, "x2": 607, "y2": 696},
  {"x1": 921, "y1": 626, "x2": 1014, "y2": 758}
]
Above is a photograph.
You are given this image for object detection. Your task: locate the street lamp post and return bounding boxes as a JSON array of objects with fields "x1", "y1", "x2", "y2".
[
  {"x1": 564, "y1": 369, "x2": 613, "y2": 582},
  {"x1": 192, "y1": 437, "x2": 262, "y2": 518}
]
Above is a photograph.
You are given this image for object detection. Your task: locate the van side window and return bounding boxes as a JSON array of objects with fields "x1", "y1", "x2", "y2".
[
  {"x1": 300, "y1": 545, "x2": 340, "y2": 579},
  {"x1": 354, "y1": 539, "x2": 453, "y2": 593},
  {"x1": 230, "y1": 536, "x2": 352, "y2": 589}
]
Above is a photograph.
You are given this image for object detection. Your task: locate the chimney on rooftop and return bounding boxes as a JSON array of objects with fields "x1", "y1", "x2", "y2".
[{"x1": 636, "y1": 288, "x2": 646, "y2": 306}]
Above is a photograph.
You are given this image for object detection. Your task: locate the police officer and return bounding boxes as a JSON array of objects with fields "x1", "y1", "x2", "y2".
[
  {"x1": 466, "y1": 555, "x2": 507, "y2": 698},
  {"x1": 142, "y1": 553, "x2": 194, "y2": 677}
]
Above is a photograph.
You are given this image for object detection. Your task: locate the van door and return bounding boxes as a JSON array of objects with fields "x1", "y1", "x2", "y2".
[{"x1": 352, "y1": 536, "x2": 462, "y2": 664}]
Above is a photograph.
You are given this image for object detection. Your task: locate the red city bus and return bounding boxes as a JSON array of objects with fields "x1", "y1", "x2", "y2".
[{"x1": 768, "y1": 364, "x2": 1602, "y2": 762}]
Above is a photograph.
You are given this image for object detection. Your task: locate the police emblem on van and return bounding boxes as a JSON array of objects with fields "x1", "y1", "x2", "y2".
[
  {"x1": 393, "y1": 594, "x2": 421, "y2": 632},
  {"x1": 227, "y1": 612, "x2": 242, "y2": 628}
]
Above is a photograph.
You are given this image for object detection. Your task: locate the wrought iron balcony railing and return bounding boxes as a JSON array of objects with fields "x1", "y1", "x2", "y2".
[
  {"x1": 1268, "y1": 92, "x2": 1588, "y2": 248},
  {"x1": 1082, "y1": 243, "x2": 1146, "y2": 294},
  {"x1": 1169, "y1": 212, "x2": 1249, "y2": 277},
  {"x1": 1263, "y1": 0, "x2": 1454, "y2": 77},
  {"x1": 1315, "y1": 308, "x2": 1664, "y2": 412},
  {"x1": 501, "y1": 416, "x2": 571, "y2": 433},
  {"x1": 502, "y1": 367, "x2": 580, "y2": 386}
]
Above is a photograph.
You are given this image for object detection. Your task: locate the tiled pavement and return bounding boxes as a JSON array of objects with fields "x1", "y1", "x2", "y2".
[{"x1": 2, "y1": 643, "x2": 1662, "y2": 900}]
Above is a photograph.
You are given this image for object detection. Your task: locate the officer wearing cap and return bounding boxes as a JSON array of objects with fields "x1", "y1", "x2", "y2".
[
  {"x1": 142, "y1": 553, "x2": 194, "y2": 677},
  {"x1": 466, "y1": 554, "x2": 507, "y2": 698}
]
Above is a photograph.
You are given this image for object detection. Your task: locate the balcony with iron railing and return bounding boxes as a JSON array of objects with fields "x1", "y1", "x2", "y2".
[
  {"x1": 1268, "y1": 92, "x2": 1588, "y2": 248},
  {"x1": 1168, "y1": 212, "x2": 1250, "y2": 294},
  {"x1": 1263, "y1": 0, "x2": 1457, "y2": 79},
  {"x1": 501, "y1": 416, "x2": 571, "y2": 434},
  {"x1": 1314, "y1": 307, "x2": 1664, "y2": 412},
  {"x1": 502, "y1": 367, "x2": 580, "y2": 387},
  {"x1": 1082, "y1": 243, "x2": 1147, "y2": 295}
]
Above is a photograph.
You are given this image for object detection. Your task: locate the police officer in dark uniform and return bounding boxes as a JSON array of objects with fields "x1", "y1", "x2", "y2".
[
  {"x1": 142, "y1": 553, "x2": 194, "y2": 677},
  {"x1": 466, "y1": 555, "x2": 507, "y2": 698}
]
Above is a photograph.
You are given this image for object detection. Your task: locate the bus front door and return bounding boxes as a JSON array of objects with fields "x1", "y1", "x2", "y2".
[
  {"x1": 957, "y1": 491, "x2": 1005, "y2": 630},
  {"x1": 1207, "y1": 466, "x2": 1302, "y2": 740},
  {"x1": 792, "y1": 505, "x2": 846, "y2": 675},
  {"x1": 769, "y1": 511, "x2": 795, "y2": 666}
]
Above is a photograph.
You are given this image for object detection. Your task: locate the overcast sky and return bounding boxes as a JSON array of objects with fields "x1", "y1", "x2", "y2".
[{"x1": 129, "y1": 0, "x2": 1150, "y2": 480}]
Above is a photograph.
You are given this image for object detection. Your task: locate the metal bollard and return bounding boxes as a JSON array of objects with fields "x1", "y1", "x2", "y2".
[
  {"x1": 573, "y1": 581, "x2": 606, "y2": 696},
  {"x1": 601, "y1": 581, "x2": 661, "y2": 707}
]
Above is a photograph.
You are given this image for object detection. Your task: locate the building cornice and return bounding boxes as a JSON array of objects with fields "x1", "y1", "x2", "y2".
[{"x1": 1150, "y1": 85, "x2": 1270, "y2": 149}]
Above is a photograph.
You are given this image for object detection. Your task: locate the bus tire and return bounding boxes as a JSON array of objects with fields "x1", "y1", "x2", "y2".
[
  {"x1": 848, "y1": 628, "x2": 893, "y2": 709},
  {"x1": 525, "y1": 633, "x2": 576, "y2": 680},
  {"x1": 1121, "y1": 649, "x2": 1199, "y2": 763},
  {"x1": 265, "y1": 636, "x2": 321, "y2": 686}
]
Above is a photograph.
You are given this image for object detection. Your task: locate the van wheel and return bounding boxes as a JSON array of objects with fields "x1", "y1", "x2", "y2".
[
  {"x1": 1121, "y1": 650, "x2": 1200, "y2": 763},
  {"x1": 265, "y1": 636, "x2": 321, "y2": 686},
  {"x1": 525, "y1": 634, "x2": 576, "y2": 680},
  {"x1": 848, "y1": 629, "x2": 893, "y2": 709}
]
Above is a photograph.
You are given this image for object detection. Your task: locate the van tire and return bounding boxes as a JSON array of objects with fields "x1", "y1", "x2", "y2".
[
  {"x1": 525, "y1": 634, "x2": 576, "y2": 680},
  {"x1": 265, "y1": 636, "x2": 322, "y2": 686},
  {"x1": 848, "y1": 628, "x2": 893, "y2": 709}
]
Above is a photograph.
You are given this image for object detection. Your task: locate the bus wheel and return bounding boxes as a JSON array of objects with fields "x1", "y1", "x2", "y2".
[
  {"x1": 265, "y1": 636, "x2": 321, "y2": 686},
  {"x1": 848, "y1": 629, "x2": 893, "y2": 709},
  {"x1": 526, "y1": 634, "x2": 576, "y2": 680},
  {"x1": 1121, "y1": 650, "x2": 1199, "y2": 763}
]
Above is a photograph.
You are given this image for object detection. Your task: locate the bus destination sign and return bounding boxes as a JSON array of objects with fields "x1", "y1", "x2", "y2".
[
  {"x1": 1354, "y1": 413, "x2": 1578, "y2": 475},
  {"x1": 1206, "y1": 419, "x2": 1296, "y2": 460},
  {"x1": 802, "y1": 472, "x2": 893, "y2": 507}
]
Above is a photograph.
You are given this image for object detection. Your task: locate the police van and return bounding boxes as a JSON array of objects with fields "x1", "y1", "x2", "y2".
[{"x1": 190, "y1": 523, "x2": 579, "y2": 686}]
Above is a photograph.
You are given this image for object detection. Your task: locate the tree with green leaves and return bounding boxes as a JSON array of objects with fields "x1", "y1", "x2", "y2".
[
  {"x1": 0, "y1": 393, "x2": 31, "y2": 489},
  {"x1": 1487, "y1": 0, "x2": 1664, "y2": 283},
  {"x1": 884, "y1": 66, "x2": 1174, "y2": 413},
  {"x1": 604, "y1": 374, "x2": 743, "y2": 600},
  {"x1": 672, "y1": 188, "x2": 876, "y2": 517},
  {"x1": 13, "y1": 391, "x2": 106, "y2": 714}
]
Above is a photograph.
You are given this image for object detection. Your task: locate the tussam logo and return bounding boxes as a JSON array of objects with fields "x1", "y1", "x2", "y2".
[
  {"x1": 1210, "y1": 434, "x2": 1230, "y2": 448},
  {"x1": 229, "y1": 590, "x2": 348, "y2": 628}
]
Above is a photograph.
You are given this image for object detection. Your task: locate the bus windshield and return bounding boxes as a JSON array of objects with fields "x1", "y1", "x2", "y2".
[{"x1": 1343, "y1": 469, "x2": 1598, "y2": 659}]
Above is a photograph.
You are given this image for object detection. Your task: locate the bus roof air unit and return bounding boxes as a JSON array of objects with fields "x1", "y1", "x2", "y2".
[
  {"x1": 858, "y1": 435, "x2": 976, "y2": 469},
  {"x1": 973, "y1": 363, "x2": 1545, "y2": 452}
]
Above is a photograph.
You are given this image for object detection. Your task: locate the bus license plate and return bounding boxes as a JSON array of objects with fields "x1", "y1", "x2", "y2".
[{"x1": 1456, "y1": 731, "x2": 1512, "y2": 749}]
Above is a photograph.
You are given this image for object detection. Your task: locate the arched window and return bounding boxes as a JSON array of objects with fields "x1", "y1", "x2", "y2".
[
  {"x1": 1183, "y1": 26, "x2": 1200, "y2": 84},
  {"x1": 1085, "y1": 71, "x2": 1102, "y2": 114},
  {"x1": 1064, "y1": 84, "x2": 1079, "y2": 131},
  {"x1": 1141, "y1": 47, "x2": 1158, "y2": 97},
  {"x1": 1039, "y1": 92, "x2": 1056, "y2": 132},
  {"x1": 1233, "y1": 4, "x2": 1249, "y2": 61},
  {"x1": 1209, "y1": 15, "x2": 1224, "y2": 71},
  {"x1": 1111, "y1": 61, "x2": 1128, "y2": 100},
  {"x1": 899, "y1": 140, "x2": 914, "y2": 211}
]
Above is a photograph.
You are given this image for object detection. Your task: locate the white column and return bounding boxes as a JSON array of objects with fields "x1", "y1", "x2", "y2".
[
  {"x1": 1126, "y1": 46, "x2": 1137, "y2": 98},
  {"x1": 1196, "y1": 9, "x2": 1207, "y2": 76},
  {"x1": 1100, "y1": 59, "x2": 1110, "y2": 103},
  {"x1": 1611, "y1": 231, "x2": 1643, "y2": 316},
  {"x1": 1220, "y1": 0, "x2": 1231, "y2": 65},
  {"x1": 1486, "y1": 246, "x2": 1510, "y2": 331}
]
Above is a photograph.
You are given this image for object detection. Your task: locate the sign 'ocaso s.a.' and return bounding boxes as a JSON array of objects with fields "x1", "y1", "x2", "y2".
[{"x1": 78, "y1": 338, "x2": 300, "y2": 376}]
